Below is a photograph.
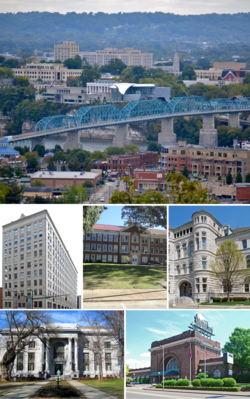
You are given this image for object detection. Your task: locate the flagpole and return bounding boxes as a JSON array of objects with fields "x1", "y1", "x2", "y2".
[
  {"x1": 163, "y1": 345, "x2": 164, "y2": 391},
  {"x1": 190, "y1": 343, "x2": 191, "y2": 383},
  {"x1": 204, "y1": 345, "x2": 206, "y2": 379}
]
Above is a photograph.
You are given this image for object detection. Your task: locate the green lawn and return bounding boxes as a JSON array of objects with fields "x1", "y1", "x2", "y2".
[
  {"x1": 201, "y1": 301, "x2": 250, "y2": 306},
  {"x1": 83, "y1": 263, "x2": 166, "y2": 289},
  {"x1": 79, "y1": 379, "x2": 124, "y2": 399}
]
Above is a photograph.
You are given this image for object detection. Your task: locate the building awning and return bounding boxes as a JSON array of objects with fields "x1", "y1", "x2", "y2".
[{"x1": 149, "y1": 370, "x2": 179, "y2": 376}]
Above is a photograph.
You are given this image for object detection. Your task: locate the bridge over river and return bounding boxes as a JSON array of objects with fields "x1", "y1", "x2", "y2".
[{"x1": 8, "y1": 96, "x2": 250, "y2": 151}]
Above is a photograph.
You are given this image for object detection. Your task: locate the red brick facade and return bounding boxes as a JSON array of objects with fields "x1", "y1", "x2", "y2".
[
  {"x1": 236, "y1": 186, "x2": 250, "y2": 202},
  {"x1": 134, "y1": 168, "x2": 166, "y2": 190},
  {"x1": 107, "y1": 152, "x2": 159, "y2": 174},
  {"x1": 83, "y1": 224, "x2": 167, "y2": 265}
]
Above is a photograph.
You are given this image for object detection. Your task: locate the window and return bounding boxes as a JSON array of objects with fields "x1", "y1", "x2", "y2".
[
  {"x1": 39, "y1": 231, "x2": 42, "y2": 237},
  {"x1": 182, "y1": 243, "x2": 187, "y2": 257},
  {"x1": 39, "y1": 240, "x2": 42, "y2": 247},
  {"x1": 105, "y1": 353, "x2": 112, "y2": 371},
  {"x1": 29, "y1": 341, "x2": 35, "y2": 348},
  {"x1": 97, "y1": 244, "x2": 101, "y2": 251},
  {"x1": 103, "y1": 234, "x2": 107, "y2": 241},
  {"x1": 114, "y1": 245, "x2": 118, "y2": 253},
  {"x1": 122, "y1": 245, "x2": 128, "y2": 253},
  {"x1": 122, "y1": 235, "x2": 128, "y2": 242},
  {"x1": 114, "y1": 235, "x2": 118, "y2": 242},
  {"x1": 85, "y1": 243, "x2": 90, "y2": 251},
  {"x1": 109, "y1": 234, "x2": 113, "y2": 241},
  {"x1": 245, "y1": 277, "x2": 250, "y2": 293},
  {"x1": 39, "y1": 221, "x2": 42, "y2": 228},
  {"x1": 103, "y1": 244, "x2": 107, "y2": 252},
  {"x1": 91, "y1": 244, "x2": 96, "y2": 250},
  {"x1": 108, "y1": 245, "x2": 112, "y2": 252},
  {"x1": 202, "y1": 233, "x2": 206, "y2": 250},
  {"x1": 98, "y1": 234, "x2": 102, "y2": 241},
  {"x1": 243, "y1": 240, "x2": 247, "y2": 249},
  {"x1": 83, "y1": 353, "x2": 89, "y2": 371},
  {"x1": 27, "y1": 235, "x2": 31, "y2": 241},
  {"x1": 17, "y1": 353, "x2": 23, "y2": 371},
  {"x1": 202, "y1": 257, "x2": 207, "y2": 270},
  {"x1": 92, "y1": 233, "x2": 96, "y2": 240},
  {"x1": 28, "y1": 353, "x2": 35, "y2": 371},
  {"x1": 176, "y1": 246, "x2": 180, "y2": 259},
  {"x1": 213, "y1": 370, "x2": 221, "y2": 378},
  {"x1": 34, "y1": 232, "x2": 37, "y2": 239},
  {"x1": 86, "y1": 233, "x2": 91, "y2": 240},
  {"x1": 34, "y1": 222, "x2": 37, "y2": 229},
  {"x1": 166, "y1": 358, "x2": 179, "y2": 373},
  {"x1": 188, "y1": 242, "x2": 194, "y2": 256}
]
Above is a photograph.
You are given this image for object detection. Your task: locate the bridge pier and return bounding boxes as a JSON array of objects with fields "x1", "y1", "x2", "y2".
[
  {"x1": 228, "y1": 113, "x2": 241, "y2": 129},
  {"x1": 113, "y1": 124, "x2": 131, "y2": 147},
  {"x1": 63, "y1": 131, "x2": 82, "y2": 152},
  {"x1": 32, "y1": 137, "x2": 45, "y2": 151},
  {"x1": 158, "y1": 118, "x2": 177, "y2": 144},
  {"x1": 199, "y1": 115, "x2": 218, "y2": 147}
]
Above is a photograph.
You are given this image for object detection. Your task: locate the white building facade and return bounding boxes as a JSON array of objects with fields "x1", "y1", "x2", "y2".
[
  {"x1": 2, "y1": 210, "x2": 77, "y2": 309},
  {"x1": 0, "y1": 323, "x2": 119, "y2": 379},
  {"x1": 13, "y1": 63, "x2": 82, "y2": 82},
  {"x1": 169, "y1": 209, "x2": 250, "y2": 305},
  {"x1": 54, "y1": 41, "x2": 79, "y2": 62}
]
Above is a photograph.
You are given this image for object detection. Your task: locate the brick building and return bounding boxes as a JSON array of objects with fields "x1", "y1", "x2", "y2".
[
  {"x1": 133, "y1": 168, "x2": 166, "y2": 191},
  {"x1": 30, "y1": 171, "x2": 102, "y2": 188},
  {"x1": 129, "y1": 314, "x2": 233, "y2": 383},
  {"x1": 83, "y1": 224, "x2": 167, "y2": 265},
  {"x1": 160, "y1": 145, "x2": 250, "y2": 181},
  {"x1": 235, "y1": 184, "x2": 250, "y2": 202},
  {"x1": 107, "y1": 152, "x2": 159, "y2": 175}
]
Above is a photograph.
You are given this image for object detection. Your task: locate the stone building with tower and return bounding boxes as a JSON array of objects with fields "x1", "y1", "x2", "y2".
[
  {"x1": 0, "y1": 323, "x2": 119, "y2": 379},
  {"x1": 129, "y1": 314, "x2": 234, "y2": 383},
  {"x1": 169, "y1": 209, "x2": 250, "y2": 305}
]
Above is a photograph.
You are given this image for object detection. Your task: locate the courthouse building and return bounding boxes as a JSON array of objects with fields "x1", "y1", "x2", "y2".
[
  {"x1": 129, "y1": 314, "x2": 234, "y2": 383},
  {"x1": 2, "y1": 210, "x2": 77, "y2": 309},
  {"x1": 169, "y1": 209, "x2": 250, "y2": 305},
  {"x1": 83, "y1": 224, "x2": 167, "y2": 265},
  {"x1": 0, "y1": 323, "x2": 119, "y2": 379}
]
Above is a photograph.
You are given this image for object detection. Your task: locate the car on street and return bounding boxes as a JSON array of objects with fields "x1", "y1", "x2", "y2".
[
  {"x1": 147, "y1": 260, "x2": 163, "y2": 265},
  {"x1": 100, "y1": 197, "x2": 105, "y2": 202}
]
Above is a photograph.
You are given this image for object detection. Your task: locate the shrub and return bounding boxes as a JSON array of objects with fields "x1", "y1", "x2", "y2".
[
  {"x1": 214, "y1": 379, "x2": 223, "y2": 387},
  {"x1": 235, "y1": 371, "x2": 250, "y2": 383},
  {"x1": 164, "y1": 379, "x2": 177, "y2": 386},
  {"x1": 242, "y1": 385, "x2": 250, "y2": 389},
  {"x1": 223, "y1": 378, "x2": 236, "y2": 387},
  {"x1": 192, "y1": 379, "x2": 201, "y2": 387},
  {"x1": 126, "y1": 377, "x2": 133, "y2": 383},
  {"x1": 176, "y1": 379, "x2": 190, "y2": 386},
  {"x1": 197, "y1": 372, "x2": 211, "y2": 379},
  {"x1": 212, "y1": 297, "x2": 221, "y2": 302},
  {"x1": 155, "y1": 384, "x2": 162, "y2": 388}
]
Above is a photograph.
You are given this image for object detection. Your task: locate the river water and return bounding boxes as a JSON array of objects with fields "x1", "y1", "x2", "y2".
[{"x1": 44, "y1": 137, "x2": 149, "y2": 153}]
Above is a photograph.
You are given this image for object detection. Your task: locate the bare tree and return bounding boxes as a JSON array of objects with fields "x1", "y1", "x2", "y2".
[
  {"x1": 99, "y1": 311, "x2": 124, "y2": 378},
  {"x1": 0, "y1": 311, "x2": 58, "y2": 381}
]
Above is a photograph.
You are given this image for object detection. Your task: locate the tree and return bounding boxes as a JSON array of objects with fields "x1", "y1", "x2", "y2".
[
  {"x1": 147, "y1": 142, "x2": 161, "y2": 153},
  {"x1": 226, "y1": 170, "x2": 233, "y2": 185},
  {"x1": 121, "y1": 206, "x2": 167, "y2": 229},
  {"x1": 64, "y1": 55, "x2": 82, "y2": 70},
  {"x1": 91, "y1": 150, "x2": 107, "y2": 161},
  {"x1": 68, "y1": 156, "x2": 81, "y2": 171},
  {"x1": 182, "y1": 166, "x2": 189, "y2": 179},
  {"x1": 83, "y1": 206, "x2": 105, "y2": 235},
  {"x1": 4, "y1": 59, "x2": 19, "y2": 68},
  {"x1": 25, "y1": 152, "x2": 39, "y2": 171},
  {"x1": 0, "y1": 182, "x2": 24, "y2": 204},
  {"x1": 110, "y1": 172, "x2": 218, "y2": 204},
  {"x1": 236, "y1": 171, "x2": 242, "y2": 183},
  {"x1": 105, "y1": 146, "x2": 126, "y2": 156},
  {"x1": 223, "y1": 328, "x2": 250, "y2": 382},
  {"x1": 245, "y1": 173, "x2": 250, "y2": 183},
  {"x1": 47, "y1": 159, "x2": 56, "y2": 171},
  {"x1": 124, "y1": 144, "x2": 140, "y2": 153},
  {"x1": 33, "y1": 144, "x2": 46, "y2": 157},
  {"x1": 0, "y1": 311, "x2": 58, "y2": 380},
  {"x1": 82, "y1": 180, "x2": 94, "y2": 188},
  {"x1": 209, "y1": 240, "x2": 246, "y2": 301},
  {"x1": 13, "y1": 76, "x2": 29, "y2": 87},
  {"x1": 0, "y1": 167, "x2": 14, "y2": 180},
  {"x1": 126, "y1": 364, "x2": 129, "y2": 376},
  {"x1": 30, "y1": 178, "x2": 45, "y2": 187},
  {"x1": 61, "y1": 185, "x2": 88, "y2": 204},
  {"x1": 78, "y1": 67, "x2": 101, "y2": 87},
  {"x1": 14, "y1": 166, "x2": 23, "y2": 178},
  {"x1": 101, "y1": 58, "x2": 127, "y2": 75}
]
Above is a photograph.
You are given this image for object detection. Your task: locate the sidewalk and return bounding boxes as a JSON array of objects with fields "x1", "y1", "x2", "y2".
[
  {"x1": 143, "y1": 387, "x2": 250, "y2": 396},
  {"x1": 0, "y1": 381, "x2": 47, "y2": 399},
  {"x1": 83, "y1": 299, "x2": 167, "y2": 309},
  {"x1": 83, "y1": 289, "x2": 167, "y2": 302},
  {"x1": 70, "y1": 380, "x2": 119, "y2": 399}
]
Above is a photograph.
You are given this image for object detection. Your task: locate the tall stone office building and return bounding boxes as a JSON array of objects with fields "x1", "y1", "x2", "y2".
[
  {"x1": 54, "y1": 41, "x2": 79, "y2": 62},
  {"x1": 2, "y1": 210, "x2": 77, "y2": 309},
  {"x1": 169, "y1": 209, "x2": 250, "y2": 304}
]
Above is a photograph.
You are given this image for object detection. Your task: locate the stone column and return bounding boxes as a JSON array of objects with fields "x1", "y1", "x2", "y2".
[
  {"x1": 63, "y1": 131, "x2": 82, "y2": 151},
  {"x1": 23, "y1": 351, "x2": 28, "y2": 375},
  {"x1": 228, "y1": 113, "x2": 241, "y2": 129},
  {"x1": 68, "y1": 337, "x2": 72, "y2": 372},
  {"x1": 158, "y1": 118, "x2": 177, "y2": 144},
  {"x1": 113, "y1": 124, "x2": 131, "y2": 147},
  {"x1": 40, "y1": 342, "x2": 44, "y2": 371},
  {"x1": 74, "y1": 338, "x2": 78, "y2": 371},
  {"x1": 46, "y1": 345, "x2": 50, "y2": 373},
  {"x1": 199, "y1": 115, "x2": 218, "y2": 147}
]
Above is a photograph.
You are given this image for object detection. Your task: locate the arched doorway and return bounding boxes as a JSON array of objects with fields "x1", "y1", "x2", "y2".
[{"x1": 179, "y1": 281, "x2": 192, "y2": 297}]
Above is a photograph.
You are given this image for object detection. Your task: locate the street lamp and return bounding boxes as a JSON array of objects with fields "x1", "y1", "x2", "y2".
[{"x1": 160, "y1": 345, "x2": 164, "y2": 390}]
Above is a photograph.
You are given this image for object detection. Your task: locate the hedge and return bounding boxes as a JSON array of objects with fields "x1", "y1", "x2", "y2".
[
  {"x1": 234, "y1": 371, "x2": 250, "y2": 383},
  {"x1": 163, "y1": 379, "x2": 177, "y2": 386},
  {"x1": 155, "y1": 384, "x2": 162, "y2": 388},
  {"x1": 176, "y1": 379, "x2": 190, "y2": 386},
  {"x1": 213, "y1": 297, "x2": 249, "y2": 302},
  {"x1": 223, "y1": 378, "x2": 236, "y2": 387},
  {"x1": 153, "y1": 386, "x2": 241, "y2": 391},
  {"x1": 192, "y1": 379, "x2": 200, "y2": 387},
  {"x1": 196, "y1": 372, "x2": 211, "y2": 379},
  {"x1": 213, "y1": 379, "x2": 223, "y2": 387}
]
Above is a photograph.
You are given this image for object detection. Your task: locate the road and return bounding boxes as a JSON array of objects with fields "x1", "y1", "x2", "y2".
[
  {"x1": 126, "y1": 386, "x2": 247, "y2": 398},
  {"x1": 90, "y1": 179, "x2": 126, "y2": 204}
]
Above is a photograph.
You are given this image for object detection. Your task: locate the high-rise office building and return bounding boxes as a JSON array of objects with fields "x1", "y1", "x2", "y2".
[
  {"x1": 2, "y1": 210, "x2": 77, "y2": 309},
  {"x1": 54, "y1": 41, "x2": 79, "y2": 62}
]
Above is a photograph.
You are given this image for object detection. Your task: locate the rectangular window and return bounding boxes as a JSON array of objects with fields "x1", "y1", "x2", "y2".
[
  {"x1": 17, "y1": 353, "x2": 23, "y2": 371},
  {"x1": 86, "y1": 233, "x2": 91, "y2": 240},
  {"x1": 28, "y1": 353, "x2": 35, "y2": 371},
  {"x1": 202, "y1": 238, "x2": 206, "y2": 250},
  {"x1": 97, "y1": 244, "x2": 102, "y2": 251},
  {"x1": 27, "y1": 235, "x2": 31, "y2": 241},
  {"x1": 122, "y1": 235, "x2": 128, "y2": 242},
  {"x1": 114, "y1": 245, "x2": 118, "y2": 252},
  {"x1": 108, "y1": 255, "x2": 112, "y2": 262},
  {"x1": 202, "y1": 257, "x2": 207, "y2": 270},
  {"x1": 39, "y1": 240, "x2": 42, "y2": 247},
  {"x1": 91, "y1": 244, "x2": 96, "y2": 250},
  {"x1": 243, "y1": 240, "x2": 247, "y2": 249},
  {"x1": 34, "y1": 222, "x2": 37, "y2": 229},
  {"x1": 102, "y1": 254, "x2": 107, "y2": 262},
  {"x1": 103, "y1": 234, "x2": 107, "y2": 241},
  {"x1": 34, "y1": 232, "x2": 37, "y2": 239},
  {"x1": 85, "y1": 243, "x2": 90, "y2": 251},
  {"x1": 92, "y1": 233, "x2": 96, "y2": 240},
  {"x1": 114, "y1": 235, "x2": 118, "y2": 242},
  {"x1": 122, "y1": 245, "x2": 128, "y2": 253},
  {"x1": 105, "y1": 353, "x2": 112, "y2": 371},
  {"x1": 39, "y1": 231, "x2": 42, "y2": 237},
  {"x1": 98, "y1": 234, "x2": 102, "y2": 241},
  {"x1": 39, "y1": 221, "x2": 42, "y2": 228},
  {"x1": 108, "y1": 245, "x2": 112, "y2": 252},
  {"x1": 27, "y1": 225, "x2": 31, "y2": 232}
]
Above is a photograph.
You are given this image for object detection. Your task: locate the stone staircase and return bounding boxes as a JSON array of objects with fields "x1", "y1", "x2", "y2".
[{"x1": 176, "y1": 296, "x2": 194, "y2": 304}]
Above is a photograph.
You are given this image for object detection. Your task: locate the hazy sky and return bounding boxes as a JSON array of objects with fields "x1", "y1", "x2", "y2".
[{"x1": 0, "y1": 0, "x2": 249, "y2": 14}]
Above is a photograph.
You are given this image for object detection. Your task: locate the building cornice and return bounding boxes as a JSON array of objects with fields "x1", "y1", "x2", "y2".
[{"x1": 149, "y1": 337, "x2": 220, "y2": 354}]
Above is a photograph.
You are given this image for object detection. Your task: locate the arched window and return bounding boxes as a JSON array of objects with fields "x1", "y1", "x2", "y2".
[
  {"x1": 188, "y1": 241, "x2": 194, "y2": 256},
  {"x1": 166, "y1": 358, "x2": 179, "y2": 373},
  {"x1": 189, "y1": 263, "x2": 193, "y2": 273},
  {"x1": 176, "y1": 246, "x2": 180, "y2": 259},
  {"x1": 246, "y1": 256, "x2": 250, "y2": 269},
  {"x1": 54, "y1": 342, "x2": 64, "y2": 360},
  {"x1": 183, "y1": 264, "x2": 187, "y2": 274},
  {"x1": 176, "y1": 265, "x2": 180, "y2": 275},
  {"x1": 213, "y1": 369, "x2": 221, "y2": 378},
  {"x1": 245, "y1": 277, "x2": 250, "y2": 293},
  {"x1": 182, "y1": 243, "x2": 187, "y2": 258}
]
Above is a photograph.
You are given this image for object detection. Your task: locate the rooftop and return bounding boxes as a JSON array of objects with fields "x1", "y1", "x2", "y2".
[
  {"x1": 31, "y1": 171, "x2": 99, "y2": 179},
  {"x1": 93, "y1": 224, "x2": 166, "y2": 235}
]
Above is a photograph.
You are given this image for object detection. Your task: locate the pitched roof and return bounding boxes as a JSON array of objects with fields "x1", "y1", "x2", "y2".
[{"x1": 231, "y1": 227, "x2": 250, "y2": 234}]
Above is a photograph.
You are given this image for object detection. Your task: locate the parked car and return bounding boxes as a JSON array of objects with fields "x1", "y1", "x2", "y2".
[
  {"x1": 147, "y1": 260, "x2": 163, "y2": 266},
  {"x1": 100, "y1": 197, "x2": 105, "y2": 202}
]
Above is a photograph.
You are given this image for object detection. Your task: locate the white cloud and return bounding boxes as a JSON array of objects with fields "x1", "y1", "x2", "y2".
[
  {"x1": 126, "y1": 358, "x2": 150, "y2": 369},
  {"x1": 126, "y1": 351, "x2": 130, "y2": 354},
  {"x1": 140, "y1": 352, "x2": 150, "y2": 357}
]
